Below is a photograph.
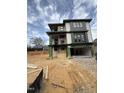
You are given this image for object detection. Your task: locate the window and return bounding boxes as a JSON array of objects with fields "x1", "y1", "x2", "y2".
[
  {"x1": 74, "y1": 39, "x2": 77, "y2": 42},
  {"x1": 78, "y1": 39, "x2": 81, "y2": 42},
  {"x1": 73, "y1": 22, "x2": 76, "y2": 27},
  {"x1": 76, "y1": 22, "x2": 79, "y2": 27},
  {"x1": 81, "y1": 34, "x2": 85, "y2": 42},
  {"x1": 73, "y1": 22, "x2": 84, "y2": 28},
  {"x1": 73, "y1": 33, "x2": 86, "y2": 43},
  {"x1": 60, "y1": 26, "x2": 63, "y2": 31},
  {"x1": 79, "y1": 22, "x2": 83, "y2": 27},
  {"x1": 77, "y1": 34, "x2": 80, "y2": 38}
]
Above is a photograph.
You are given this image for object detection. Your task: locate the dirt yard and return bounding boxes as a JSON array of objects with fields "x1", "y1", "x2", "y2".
[{"x1": 27, "y1": 51, "x2": 97, "y2": 93}]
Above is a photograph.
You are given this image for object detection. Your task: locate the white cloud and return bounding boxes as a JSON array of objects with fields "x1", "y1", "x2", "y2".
[
  {"x1": 88, "y1": 0, "x2": 97, "y2": 7},
  {"x1": 73, "y1": 0, "x2": 89, "y2": 19},
  {"x1": 27, "y1": 16, "x2": 38, "y2": 24},
  {"x1": 28, "y1": 0, "x2": 97, "y2": 41},
  {"x1": 73, "y1": 6, "x2": 88, "y2": 19},
  {"x1": 73, "y1": 0, "x2": 83, "y2": 9},
  {"x1": 31, "y1": 31, "x2": 41, "y2": 38},
  {"x1": 50, "y1": 12, "x2": 60, "y2": 22},
  {"x1": 42, "y1": 9, "x2": 69, "y2": 30},
  {"x1": 59, "y1": 13, "x2": 70, "y2": 22},
  {"x1": 91, "y1": 24, "x2": 97, "y2": 30}
]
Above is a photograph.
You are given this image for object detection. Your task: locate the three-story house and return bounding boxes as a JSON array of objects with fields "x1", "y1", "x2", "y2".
[{"x1": 46, "y1": 19, "x2": 94, "y2": 58}]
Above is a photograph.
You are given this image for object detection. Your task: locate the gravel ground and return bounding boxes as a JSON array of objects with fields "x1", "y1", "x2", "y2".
[{"x1": 71, "y1": 56, "x2": 97, "y2": 78}]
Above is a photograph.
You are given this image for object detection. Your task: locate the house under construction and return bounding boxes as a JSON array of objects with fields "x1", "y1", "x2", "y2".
[{"x1": 46, "y1": 19, "x2": 94, "y2": 58}]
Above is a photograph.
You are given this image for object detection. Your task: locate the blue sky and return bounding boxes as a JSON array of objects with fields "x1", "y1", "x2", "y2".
[{"x1": 27, "y1": 0, "x2": 97, "y2": 45}]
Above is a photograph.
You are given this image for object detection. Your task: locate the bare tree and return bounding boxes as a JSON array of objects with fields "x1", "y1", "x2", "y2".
[{"x1": 31, "y1": 37, "x2": 44, "y2": 48}]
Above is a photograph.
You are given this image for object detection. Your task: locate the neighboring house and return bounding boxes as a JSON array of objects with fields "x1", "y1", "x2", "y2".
[{"x1": 46, "y1": 19, "x2": 94, "y2": 58}]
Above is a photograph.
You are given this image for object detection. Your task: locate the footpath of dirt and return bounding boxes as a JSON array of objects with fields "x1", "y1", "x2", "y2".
[{"x1": 27, "y1": 51, "x2": 97, "y2": 93}]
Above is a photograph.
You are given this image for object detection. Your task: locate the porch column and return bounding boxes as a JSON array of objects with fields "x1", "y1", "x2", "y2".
[
  {"x1": 49, "y1": 35, "x2": 53, "y2": 59},
  {"x1": 67, "y1": 46, "x2": 71, "y2": 59},
  {"x1": 49, "y1": 46, "x2": 53, "y2": 59}
]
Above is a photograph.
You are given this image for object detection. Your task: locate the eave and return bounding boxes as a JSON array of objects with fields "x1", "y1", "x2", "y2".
[
  {"x1": 46, "y1": 30, "x2": 88, "y2": 35},
  {"x1": 48, "y1": 42, "x2": 93, "y2": 47}
]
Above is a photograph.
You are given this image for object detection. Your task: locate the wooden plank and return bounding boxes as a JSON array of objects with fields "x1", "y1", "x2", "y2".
[
  {"x1": 28, "y1": 68, "x2": 42, "y2": 74},
  {"x1": 51, "y1": 82, "x2": 65, "y2": 88},
  {"x1": 45, "y1": 66, "x2": 48, "y2": 80},
  {"x1": 27, "y1": 64, "x2": 37, "y2": 69}
]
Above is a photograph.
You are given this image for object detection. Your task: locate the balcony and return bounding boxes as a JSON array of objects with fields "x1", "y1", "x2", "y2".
[{"x1": 51, "y1": 39, "x2": 67, "y2": 45}]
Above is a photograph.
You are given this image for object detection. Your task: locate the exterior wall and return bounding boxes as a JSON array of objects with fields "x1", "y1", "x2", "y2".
[
  {"x1": 86, "y1": 23, "x2": 93, "y2": 42},
  {"x1": 65, "y1": 23, "x2": 70, "y2": 32},
  {"x1": 66, "y1": 33, "x2": 72, "y2": 44},
  {"x1": 65, "y1": 23, "x2": 72, "y2": 44},
  {"x1": 65, "y1": 22, "x2": 93, "y2": 43}
]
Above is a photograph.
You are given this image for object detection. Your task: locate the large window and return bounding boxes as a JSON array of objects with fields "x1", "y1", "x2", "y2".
[
  {"x1": 72, "y1": 33, "x2": 87, "y2": 43},
  {"x1": 73, "y1": 22, "x2": 76, "y2": 27},
  {"x1": 79, "y1": 22, "x2": 83, "y2": 27},
  {"x1": 73, "y1": 22, "x2": 84, "y2": 28}
]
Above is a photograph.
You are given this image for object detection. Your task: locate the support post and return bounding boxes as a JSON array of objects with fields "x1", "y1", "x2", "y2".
[
  {"x1": 91, "y1": 45, "x2": 94, "y2": 57},
  {"x1": 49, "y1": 46, "x2": 53, "y2": 59},
  {"x1": 67, "y1": 46, "x2": 71, "y2": 59},
  {"x1": 48, "y1": 35, "x2": 53, "y2": 59}
]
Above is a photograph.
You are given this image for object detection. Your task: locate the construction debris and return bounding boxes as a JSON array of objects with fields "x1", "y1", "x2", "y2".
[
  {"x1": 43, "y1": 66, "x2": 49, "y2": 80},
  {"x1": 28, "y1": 68, "x2": 42, "y2": 74},
  {"x1": 27, "y1": 64, "x2": 38, "y2": 69},
  {"x1": 51, "y1": 82, "x2": 65, "y2": 88},
  {"x1": 45, "y1": 66, "x2": 48, "y2": 79}
]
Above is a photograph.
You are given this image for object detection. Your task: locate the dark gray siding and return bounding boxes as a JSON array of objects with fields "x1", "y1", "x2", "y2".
[{"x1": 69, "y1": 22, "x2": 88, "y2": 31}]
